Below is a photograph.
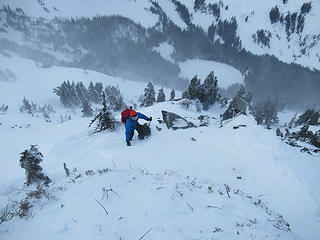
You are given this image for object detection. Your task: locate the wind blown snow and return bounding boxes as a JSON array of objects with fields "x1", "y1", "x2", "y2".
[
  {"x1": 0, "y1": 54, "x2": 320, "y2": 240},
  {"x1": 179, "y1": 59, "x2": 244, "y2": 88}
]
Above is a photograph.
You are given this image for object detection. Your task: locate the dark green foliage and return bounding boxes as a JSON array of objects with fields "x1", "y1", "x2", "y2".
[
  {"x1": 54, "y1": 81, "x2": 103, "y2": 108},
  {"x1": 89, "y1": 92, "x2": 115, "y2": 133},
  {"x1": 194, "y1": 0, "x2": 206, "y2": 12},
  {"x1": 157, "y1": 88, "x2": 166, "y2": 103},
  {"x1": 301, "y1": 2, "x2": 312, "y2": 14},
  {"x1": 104, "y1": 85, "x2": 126, "y2": 111},
  {"x1": 187, "y1": 75, "x2": 201, "y2": 100},
  {"x1": 87, "y1": 81, "x2": 99, "y2": 103},
  {"x1": 19, "y1": 97, "x2": 55, "y2": 119},
  {"x1": 19, "y1": 145, "x2": 51, "y2": 186},
  {"x1": 217, "y1": 17, "x2": 241, "y2": 49},
  {"x1": 208, "y1": 3, "x2": 220, "y2": 20},
  {"x1": 172, "y1": 0, "x2": 192, "y2": 26},
  {"x1": 251, "y1": 99, "x2": 280, "y2": 127},
  {"x1": 184, "y1": 72, "x2": 221, "y2": 110},
  {"x1": 290, "y1": 12, "x2": 297, "y2": 33},
  {"x1": 53, "y1": 81, "x2": 79, "y2": 107},
  {"x1": 20, "y1": 97, "x2": 34, "y2": 115},
  {"x1": 94, "y1": 82, "x2": 103, "y2": 103},
  {"x1": 254, "y1": 30, "x2": 271, "y2": 47},
  {"x1": 141, "y1": 82, "x2": 156, "y2": 107},
  {"x1": 75, "y1": 82, "x2": 88, "y2": 104},
  {"x1": 208, "y1": 23, "x2": 216, "y2": 42},
  {"x1": 201, "y1": 71, "x2": 220, "y2": 110},
  {"x1": 270, "y1": 6, "x2": 280, "y2": 24},
  {"x1": 290, "y1": 125, "x2": 320, "y2": 148},
  {"x1": 283, "y1": 12, "x2": 298, "y2": 37},
  {"x1": 297, "y1": 13, "x2": 305, "y2": 33},
  {"x1": 81, "y1": 99, "x2": 93, "y2": 117},
  {"x1": 285, "y1": 13, "x2": 291, "y2": 37},
  {"x1": 296, "y1": 109, "x2": 320, "y2": 126},
  {"x1": 170, "y1": 89, "x2": 176, "y2": 101}
]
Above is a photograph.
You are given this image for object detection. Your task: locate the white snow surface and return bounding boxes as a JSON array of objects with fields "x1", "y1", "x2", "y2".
[
  {"x1": 179, "y1": 59, "x2": 244, "y2": 88},
  {"x1": 0, "y1": 55, "x2": 320, "y2": 240}
]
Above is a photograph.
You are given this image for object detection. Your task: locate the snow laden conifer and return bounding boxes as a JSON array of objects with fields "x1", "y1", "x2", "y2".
[
  {"x1": 81, "y1": 99, "x2": 93, "y2": 117},
  {"x1": 20, "y1": 97, "x2": 34, "y2": 115},
  {"x1": 157, "y1": 88, "x2": 166, "y2": 103},
  {"x1": 186, "y1": 75, "x2": 201, "y2": 100},
  {"x1": 170, "y1": 89, "x2": 175, "y2": 101},
  {"x1": 87, "y1": 81, "x2": 98, "y2": 103},
  {"x1": 89, "y1": 92, "x2": 115, "y2": 133},
  {"x1": 75, "y1": 82, "x2": 88, "y2": 104},
  {"x1": 19, "y1": 145, "x2": 50, "y2": 186},
  {"x1": 251, "y1": 98, "x2": 280, "y2": 128},
  {"x1": 182, "y1": 72, "x2": 221, "y2": 110},
  {"x1": 104, "y1": 85, "x2": 126, "y2": 111},
  {"x1": 94, "y1": 82, "x2": 104, "y2": 103},
  {"x1": 201, "y1": 71, "x2": 220, "y2": 110},
  {"x1": 141, "y1": 82, "x2": 156, "y2": 107}
]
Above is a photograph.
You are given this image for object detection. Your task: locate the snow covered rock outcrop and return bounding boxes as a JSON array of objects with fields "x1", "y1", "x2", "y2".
[{"x1": 161, "y1": 110, "x2": 196, "y2": 130}]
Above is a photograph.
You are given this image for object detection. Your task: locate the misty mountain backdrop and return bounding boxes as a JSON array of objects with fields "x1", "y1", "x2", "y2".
[{"x1": 1, "y1": 0, "x2": 320, "y2": 109}]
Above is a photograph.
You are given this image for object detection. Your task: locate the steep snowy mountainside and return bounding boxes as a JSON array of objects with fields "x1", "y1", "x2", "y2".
[
  {"x1": 1, "y1": 0, "x2": 320, "y2": 70},
  {"x1": 180, "y1": 0, "x2": 320, "y2": 70},
  {"x1": 0, "y1": 54, "x2": 320, "y2": 239},
  {"x1": 0, "y1": 0, "x2": 158, "y2": 28}
]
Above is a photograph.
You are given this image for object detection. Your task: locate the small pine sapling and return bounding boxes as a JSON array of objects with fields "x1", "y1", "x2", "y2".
[
  {"x1": 170, "y1": 89, "x2": 175, "y2": 101},
  {"x1": 157, "y1": 88, "x2": 166, "y2": 103},
  {"x1": 89, "y1": 92, "x2": 115, "y2": 133},
  {"x1": 19, "y1": 145, "x2": 51, "y2": 186},
  {"x1": 141, "y1": 82, "x2": 156, "y2": 107}
]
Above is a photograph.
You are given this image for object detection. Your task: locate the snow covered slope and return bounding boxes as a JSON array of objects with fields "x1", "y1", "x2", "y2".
[{"x1": 0, "y1": 54, "x2": 320, "y2": 240}]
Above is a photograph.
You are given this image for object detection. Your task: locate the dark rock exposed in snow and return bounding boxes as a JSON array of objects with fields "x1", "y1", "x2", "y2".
[{"x1": 161, "y1": 110, "x2": 196, "y2": 130}]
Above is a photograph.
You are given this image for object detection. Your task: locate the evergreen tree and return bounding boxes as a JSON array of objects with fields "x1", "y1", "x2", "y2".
[
  {"x1": 20, "y1": 97, "x2": 33, "y2": 115},
  {"x1": 105, "y1": 85, "x2": 126, "y2": 111},
  {"x1": 194, "y1": 0, "x2": 206, "y2": 11},
  {"x1": 269, "y1": 6, "x2": 280, "y2": 24},
  {"x1": 19, "y1": 145, "x2": 50, "y2": 186},
  {"x1": 251, "y1": 98, "x2": 280, "y2": 128},
  {"x1": 70, "y1": 81, "x2": 80, "y2": 106},
  {"x1": 81, "y1": 99, "x2": 93, "y2": 117},
  {"x1": 201, "y1": 71, "x2": 220, "y2": 110},
  {"x1": 89, "y1": 92, "x2": 115, "y2": 133},
  {"x1": 141, "y1": 82, "x2": 156, "y2": 107},
  {"x1": 75, "y1": 82, "x2": 88, "y2": 104},
  {"x1": 170, "y1": 89, "x2": 176, "y2": 101},
  {"x1": 87, "y1": 81, "x2": 97, "y2": 103},
  {"x1": 94, "y1": 82, "x2": 103, "y2": 103},
  {"x1": 157, "y1": 88, "x2": 166, "y2": 103},
  {"x1": 187, "y1": 75, "x2": 201, "y2": 100}
]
